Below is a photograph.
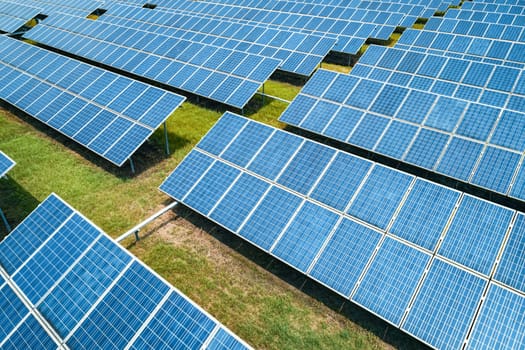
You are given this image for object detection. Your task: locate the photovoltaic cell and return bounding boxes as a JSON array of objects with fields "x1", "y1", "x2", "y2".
[
  {"x1": 309, "y1": 218, "x2": 381, "y2": 297},
  {"x1": 466, "y1": 284, "x2": 525, "y2": 350},
  {"x1": 402, "y1": 259, "x2": 486, "y2": 350},
  {"x1": 389, "y1": 179, "x2": 460, "y2": 251},
  {"x1": 347, "y1": 165, "x2": 413, "y2": 230},
  {"x1": 494, "y1": 213, "x2": 525, "y2": 293},
  {"x1": 438, "y1": 195, "x2": 513, "y2": 276},
  {"x1": 271, "y1": 202, "x2": 339, "y2": 272},
  {"x1": 238, "y1": 186, "x2": 303, "y2": 251},
  {"x1": 352, "y1": 237, "x2": 430, "y2": 326}
]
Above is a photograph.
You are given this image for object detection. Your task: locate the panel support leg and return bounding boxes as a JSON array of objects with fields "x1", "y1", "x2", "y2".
[
  {"x1": 0, "y1": 208, "x2": 11, "y2": 233},
  {"x1": 129, "y1": 157, "x2": 135, "y2": 174},
  {"x1": 164, "y1": 122, "x2": 170, "y2": 155}
]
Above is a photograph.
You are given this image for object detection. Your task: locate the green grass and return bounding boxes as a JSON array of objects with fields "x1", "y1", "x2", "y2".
[{"x1": 0, "y1": 75, "x2": 416, "y2": 349}]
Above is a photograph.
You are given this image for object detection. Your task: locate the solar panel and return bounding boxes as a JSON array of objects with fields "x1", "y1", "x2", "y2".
[
  {"x1": 467, "y1": 283, "x2": 525, "y2": 349},
  {"x1": 0, "y1": 193, "x2": 250, "y2": 349},
  {"x1": 25, "y1": 15, "x2": 280, "y2": 108},
  {"x1": 100, "y1": 3, "x2": 336, "y2": 77},
  {"x1": 0, "y1": 151, "x2": 15, "y2": 178},
  {"x1": 279, "y1": 62, "x2": 525, "y2": 198},
  {"x1": 0, "y1": 36, "x2": 185, "y2": 167},
  {"x1": 160, "y1": 112, "x2": 525, "y2": 349}
]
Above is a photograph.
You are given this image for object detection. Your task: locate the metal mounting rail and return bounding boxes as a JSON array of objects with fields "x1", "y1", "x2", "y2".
[{"x1": 116, "y1": 201, "x2": 178, "y2": 243}]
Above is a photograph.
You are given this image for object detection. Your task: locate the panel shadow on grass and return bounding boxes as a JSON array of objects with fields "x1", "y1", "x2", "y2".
[
  {"x1": 1, "y1": 103, "x2": 191, "y2": 177},
  {"x1": 0, "y1": 176, "x2": 39, "y2": 239}
]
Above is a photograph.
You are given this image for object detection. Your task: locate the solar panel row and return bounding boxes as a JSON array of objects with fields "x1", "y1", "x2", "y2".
[
  {"x1": 0, "y1": 36, "x2": 185, "y2": 166},
  {"x1": 279, "y1": 67, "x2": 525, "y2": 200},
  {"x1": 160, "y1": 112, "x2": 525, "y2": 350},
  {"x1": 101, "y1": 3, "x2": 336, "y2": 76},
  {"x1": 26, "y1": 16, "x2": 280, "y2": 108},
  {"x1": 445, "y1": 7, "x2": 525, "y2": 24},
  {"x1": 462, "y1": 1, "x2": 525, "y2": 13},
  {"x1": 122, "y1": 0, "x2": 399, "y2": 54},
  {"x1": 397, "y1": 28, "x2": 525, "y2": 65},
  {"x1": 0, "y1": 193, "x2": 250, "y2": 350},
  {"x1": 0, "y1": 151, "x2": 15, "y2": 178}
]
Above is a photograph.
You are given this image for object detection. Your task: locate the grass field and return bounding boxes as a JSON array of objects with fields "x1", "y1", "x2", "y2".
[{"x1": 0, "y1": 73, "x2": 426, "y2": 349}]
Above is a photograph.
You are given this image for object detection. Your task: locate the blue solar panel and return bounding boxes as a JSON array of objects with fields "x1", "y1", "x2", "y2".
[
  {"x1": 210, "y1": 173, "x2": 270, "y2": 232},
  {"x1": 1, "y1": 314, "x2": 57, "y2": 350},
  {"x1": 0, "y1": 151, "x2": 15, "y2": 178},
  {"x1": 310, "y1": 153, "x2": 372, "y2": 212},
  {"x1": 348, "y1": 165, "x2": 413, "y2": 230},
  {"x1": 238, "y1": 186, "x2": 303, "y2": 251},
  {"x1": 471, "y1": 147, "x2": 521, "y2": 194},
  {"x1": 279, "y1": 35, "x2": 525, "y2": 197},
  {"x1": 311, "y1": 220, "x2": 380, "y2": 296},
  {"x1": 0, "y1": 283, "x2": 29, "y2": 341},
  {"x1": 402, "y1": 259, "x2": 486, "y2": 350},
  {"x1": 0, "y1": 36, "x2": 185, "y2": 167},
  {"x1": 352, "y1": 237, "x2": 430, "y2": 326},
  {"x1": 183, "y1": 161, "x2": 241, "y2": 216},
  {"x1": 277, "y1": 141, "x2": 336, "y2": 196},
  {"x1": 466, "y1": 284, "x2": 525, "y2": 350},
  {"x1": 494, "y1": 213, "x2": 525, "y2": 293},
  {"x1": 438, "y1": 195, "x2": 513, "y2": 275},
  {"x1": 98, "y1": 6, "x2": 336, "y2": 77},
  {"x1": 390, "y1": 179, "x2": 460, "y2": 251},
  {"x1": 436, "y1": 138, "x2": 484, "y2": 181},
  {"x1": 13, "y1": 213, "x2": 100, "y2": 305},
  {"x1": 271, "y1": 202, "x2": 340, "y2": 273},
  {"x1": 0, "y1": 194, "x2": 250, "y2": 349}
]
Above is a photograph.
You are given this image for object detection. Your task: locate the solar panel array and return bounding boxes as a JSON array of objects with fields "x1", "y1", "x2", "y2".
[
  {"x1": 0, "y1": 193, "x2": 250, "y2": 349},
  {"x1": 161, "y1": 112, "x2": 525, "y2": 350},
  {"x1": 0, "y1": 36, "x2": 185, "y2": 166},
  {"x1": 100, "y1": 3, "x2": 336, "y2": 77},
  {"x1": 279, "y1": 0, "x2": 525, "y2": 201},
  {"x1": 25, "y1": 15, "x2": 280, "y2": 109},
  {"x1": 115, "y1": 0, "x2": 410, "y2": 55},
  {"x1": 0, "y1": 151, "x2": 15, "y2": 178}
]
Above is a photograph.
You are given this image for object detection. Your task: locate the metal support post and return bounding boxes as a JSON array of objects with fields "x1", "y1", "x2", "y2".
[
  {"x1": 164, "y1": 122, "x2": 170, "y2": 155},
  {"x1": 129, "y1": 157, "x2": 135, "y2": 174},
  {"x1": 0, "y1": 208, "x2": 11, "y2": 233}
]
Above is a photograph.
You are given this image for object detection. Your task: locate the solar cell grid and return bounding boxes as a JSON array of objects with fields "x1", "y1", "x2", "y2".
[{"x1": 0, "y1": 194, "x2": 250, "y2": 349}]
